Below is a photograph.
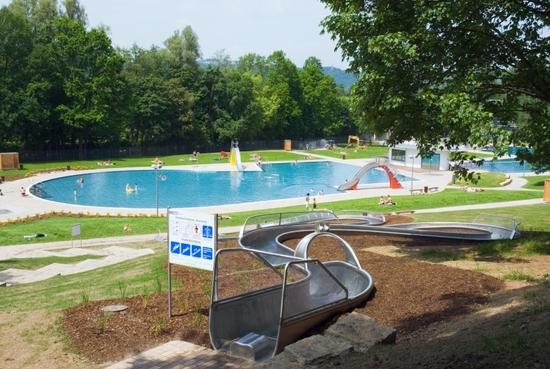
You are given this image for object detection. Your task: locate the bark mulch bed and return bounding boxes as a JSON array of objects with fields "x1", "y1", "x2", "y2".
[{"x1": 62, "y1": 215, "x2": 503, "y2": 364}]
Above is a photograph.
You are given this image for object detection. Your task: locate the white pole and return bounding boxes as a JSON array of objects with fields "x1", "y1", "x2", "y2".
[
  {"x1": 155, "y1": 166, "x2": 159, "y2": 217},
  {"x1": 409, "y1": 154, "x2": 414, "y2": 195}
]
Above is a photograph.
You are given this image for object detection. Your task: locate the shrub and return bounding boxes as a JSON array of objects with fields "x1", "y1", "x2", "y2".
[{"x1": 152, "y1": 315, "x2": 166, "y2": 335}]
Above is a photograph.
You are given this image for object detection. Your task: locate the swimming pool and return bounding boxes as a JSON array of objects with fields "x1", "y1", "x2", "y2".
[
  {"x1": 463, "y1": 158, "x2": 534, "y2": 173},
  {"x1": 30, "y1": 161, "x2": 406, "y2": 209}
]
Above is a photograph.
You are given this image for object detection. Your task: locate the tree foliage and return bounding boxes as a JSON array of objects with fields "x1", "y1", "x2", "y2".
[
  {"x1": 0, "y1": 0, "x2": 355, "y2": 154},
  {"x1": 320, "y1": 0, "x2": 550, "y2": 172}
]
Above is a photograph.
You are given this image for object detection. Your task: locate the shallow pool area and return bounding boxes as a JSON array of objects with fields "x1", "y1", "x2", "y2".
[
  {"x1": 464, "y1": 158, "x2": 535, "y2": 173},
  {"x1": 30, "y1": 161, "x2": 406, "y2": 209}
]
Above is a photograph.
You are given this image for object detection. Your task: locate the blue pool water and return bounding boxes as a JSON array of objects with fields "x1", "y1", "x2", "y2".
[
  {"x1": 464, "y1": 158, "x2": 534, "y2": 173},
  {"x1": 30, "y1": 161, "x2": 406, "y2": 209}
]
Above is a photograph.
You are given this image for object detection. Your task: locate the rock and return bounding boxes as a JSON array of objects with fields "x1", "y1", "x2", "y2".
[
  {"x1": 326, "y1": 312, "x2": 396, "y2": 351},
  {"x1": 284, "y1": 335, "x2": 354, "y2": 365}
]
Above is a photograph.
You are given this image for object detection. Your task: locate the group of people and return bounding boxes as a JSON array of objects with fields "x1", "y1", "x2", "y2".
[
  {"x1": 304, "y1": 193, "x2": 318, "y2": 210},
  {"x1": 98, "y1": 160, "x2": 113, "y2": 166},
  {"x1": 378, "y1": 195, "x2": 394, "y2": 205},
  {"x1": 126, "y1": 183, "x2": 138, "y2": 192}
]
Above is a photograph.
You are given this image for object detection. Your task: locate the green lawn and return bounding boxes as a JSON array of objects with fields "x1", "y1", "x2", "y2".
[
  {"x1": 449, "y1": 172, "x2": 510, "y2": 187},
  {"x1": 0, "y1": 187, "x2": 544, "y2": 246},
  {"x1": 522, "y1": 175, "x2": 550, "y2": 190},
  {"x1": 0, "y1": 242, "x2": 168, "y2": 312}
]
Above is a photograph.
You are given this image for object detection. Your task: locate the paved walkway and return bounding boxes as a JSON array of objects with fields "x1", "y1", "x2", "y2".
[{"x1": 103, "y1": 341, "x2": 255, "y2": 369}]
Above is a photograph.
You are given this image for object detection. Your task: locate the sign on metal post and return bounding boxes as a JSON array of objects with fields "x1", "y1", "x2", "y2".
[
  {"x1": 71, "y1": 223, "x2": 82, "y2": 248},
  {"x1": 168, "y1": 210, "x2": 217, "y2": 270},
  {"x1": 167, "y1": 209, "x2": 217, "y2": 317}
]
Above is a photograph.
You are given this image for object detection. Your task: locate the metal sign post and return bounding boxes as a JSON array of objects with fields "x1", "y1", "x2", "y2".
[
  {"x1": 71, "y1": 223, "x2": 82, "y2": 248},
  {"x1": 167, "y1": 209, "x2": 217, "y2": 318}
]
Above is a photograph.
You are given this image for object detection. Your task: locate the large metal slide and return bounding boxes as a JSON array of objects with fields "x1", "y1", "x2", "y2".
[{"x1": 209, "y1": 211, "x2": 520, "y2": 362}]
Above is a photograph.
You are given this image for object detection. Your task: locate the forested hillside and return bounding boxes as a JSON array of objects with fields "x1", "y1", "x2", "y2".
[
  {"x1": 0, "y1": 0, "x2": 358, "y2": 158},
  {"x1": 323, "y1": 67, "x2": 356, "y2": 91}
]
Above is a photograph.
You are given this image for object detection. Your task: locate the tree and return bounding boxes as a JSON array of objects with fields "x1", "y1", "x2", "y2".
[
  {"x1": 129, "y1": 76, "x2": 172, "y2": 146},
  {"x1": 215, "y1": 70, "x2": 263, "y2": 142},
  {"x1": 263, "y1": 51, "x2": 304, "y2": 140},
  {"x1": 51, "y1": 18, "x2": 127, "y2": 157},
  {"x1": 210, "y1": 49, "x2": 234, "y2": 74},
  {"x1": 300, "y1": 56, "x2": 343, "y2": 137},
  {"x1": 163, "y1": 26, "x2": 202, "y2": 67},
  {"x1": 60, "y1": 0, "x2": 87, "y2": 25},
  {"x1": 0, "y1": 6, "x2": 36, "y2": 150},
  {"x1": 236, "y1": 53, "x2": 268, "y2": 76},
  {"x1": 320, "y1": 0, "x2": 550, "y2": 173},
  {"x1": 194, "y1": 67, "x2": 227, "y2": 144},
  {"x1": 8, "y1": 0, "x2": 58, "y2": 34}
]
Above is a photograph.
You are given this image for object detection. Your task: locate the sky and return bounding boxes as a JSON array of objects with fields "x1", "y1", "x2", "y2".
[{"x1": 0, "y1": 0, "x2": 349, "y2": 69}]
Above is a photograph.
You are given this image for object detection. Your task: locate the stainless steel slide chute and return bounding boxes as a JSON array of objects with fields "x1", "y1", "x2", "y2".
[{"x1": 209, "y1": 231, "x2": 374, "y2": 362}]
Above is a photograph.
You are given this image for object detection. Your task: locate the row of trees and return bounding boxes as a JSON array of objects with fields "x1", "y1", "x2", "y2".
[
  {"x1": 320, "y1": 0, "x2": 550, "y2": 172},
  {"x1": 0, "y1": 0, "x2": 356, "y2": 158}
]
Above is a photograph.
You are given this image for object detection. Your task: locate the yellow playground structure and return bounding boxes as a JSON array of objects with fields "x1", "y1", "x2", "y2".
[{"x1": 347, "y1": 135, "x2": 368, "y2": 149}]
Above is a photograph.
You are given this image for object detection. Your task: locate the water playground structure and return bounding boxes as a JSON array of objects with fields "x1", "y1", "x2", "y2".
[
  {"x1": 209, "y1": 211, "x2": 520, "y2": 362},
  {"x1": 229, "y1": 140, "x2": 244, "y2": 171}
]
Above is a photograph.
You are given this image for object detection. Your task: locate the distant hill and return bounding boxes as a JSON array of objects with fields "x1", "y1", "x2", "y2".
[
  {"x1": 323, "y1": 66, "x2": 357, "y2": 91},
  {"x1": 198, "y1": 61, "x2": 357, "y2": 92}
]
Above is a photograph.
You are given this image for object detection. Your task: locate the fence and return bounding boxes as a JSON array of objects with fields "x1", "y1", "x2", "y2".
[{"x1": 16, "y1": 136, "x2": 373, "y2": 163}]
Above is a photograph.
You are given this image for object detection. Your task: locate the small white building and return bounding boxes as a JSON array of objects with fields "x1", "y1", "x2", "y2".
[{"x1": 388, "y1": 141, "x2": 454, "y2": 171}]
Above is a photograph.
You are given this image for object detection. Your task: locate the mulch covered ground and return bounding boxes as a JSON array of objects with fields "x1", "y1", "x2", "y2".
[{"x1": 62, "y1": 215, "x2": 503, "y2": 364}]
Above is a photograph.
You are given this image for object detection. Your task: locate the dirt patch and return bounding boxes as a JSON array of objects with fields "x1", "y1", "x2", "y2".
[{"x1": 0, "y1": 310, "x2": 94, "y2": 369}]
